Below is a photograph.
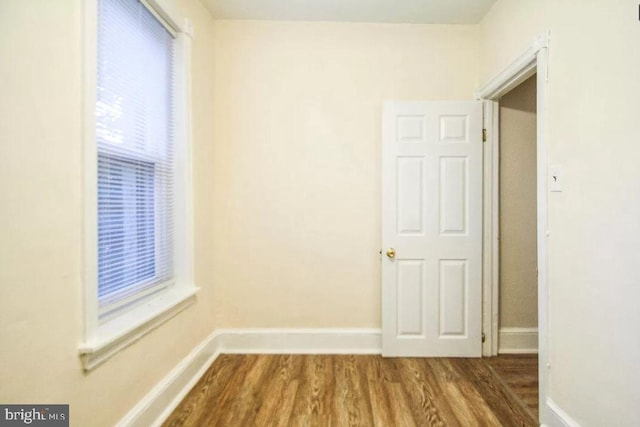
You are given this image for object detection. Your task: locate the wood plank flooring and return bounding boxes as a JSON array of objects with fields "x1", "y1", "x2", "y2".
[
  {"x1": 484, "y1": 355, "x2": 538, "y2": 420},
  {"x1": 164, "y1": 355, "x2": 538, "y2": 427}
]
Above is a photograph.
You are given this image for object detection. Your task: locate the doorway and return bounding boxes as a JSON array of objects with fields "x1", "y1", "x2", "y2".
[
  {"x1": 498, "y1": 75, "x2": 538, "y2": 355},
  {"x1": 491, "y1": 74, "x2": 540, "y2": 419},
  {"x1": 477, "y1": 31, "x2": 550, "y2": 424},
  {"x1": 380, "y1": 31, "x2": 551, "y2": 425}
]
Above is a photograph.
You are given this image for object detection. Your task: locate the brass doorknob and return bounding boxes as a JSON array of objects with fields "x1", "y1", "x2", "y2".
[{"x1": 386, "y1": 248, "x2": 396, "y2": 259}]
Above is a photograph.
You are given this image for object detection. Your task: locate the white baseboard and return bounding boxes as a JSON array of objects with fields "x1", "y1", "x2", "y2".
[
  {"x1": 216, "y1": 328, "x2": 382, "y2": 354},
  {"x1": 116, "y1": 330, "x2": 222, "y2": 427},
  {"x1": 542, "y1": 398, "x2": 581, "y2": 427},
  {"x1": 117, "y1": 328, "x2": 382, "y2": 426},
  {"x1": 498, "y1": 327, "x2": 538, "y2": 354}
]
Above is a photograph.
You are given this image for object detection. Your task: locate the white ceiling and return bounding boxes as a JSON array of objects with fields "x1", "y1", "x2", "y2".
[{"x1": 200, "y1": 0, "x2": 497, "y2": 25}]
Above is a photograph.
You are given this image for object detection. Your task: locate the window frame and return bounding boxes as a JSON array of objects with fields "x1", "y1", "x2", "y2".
[{"x1": 80, "y1": 0, "x2": 197, "y2": 371}]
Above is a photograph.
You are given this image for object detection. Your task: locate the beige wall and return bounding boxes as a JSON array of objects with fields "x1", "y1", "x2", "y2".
[
  {"x1": 499, "y1": 75, "x2": 537, "y2": 328},
  {"x1": 0, "y1": 0, "x2": 217, "y2": 425},
  {"x1": 210, "y1": 20, "x2": 480, "y2": 328},
  {"x1": 482, "y1": 0, "x2": 640, "y2": 424},
  {"x1": 0, "y1": 9, "x2": 482, "y2": 423},
  {"x1": 7, "y1": 0, "x2": 639, "y2": 424}
]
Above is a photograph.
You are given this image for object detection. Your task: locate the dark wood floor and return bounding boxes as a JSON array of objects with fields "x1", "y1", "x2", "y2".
[{"x1": 164, "y1": 354, "x2": 538, "y2": 426}]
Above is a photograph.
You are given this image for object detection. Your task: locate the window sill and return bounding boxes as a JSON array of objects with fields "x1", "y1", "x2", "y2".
[{"x1": 79, "y1": 286, "x2": 198, "y2": 371}]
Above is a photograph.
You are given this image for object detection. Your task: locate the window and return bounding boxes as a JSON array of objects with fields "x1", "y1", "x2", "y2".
[
  {"x1": 96, "y1": 0, "x2": 175, "y2": 316},
  {"x1": 81, "y1": 0, "x2": 196, "y2": 371}
]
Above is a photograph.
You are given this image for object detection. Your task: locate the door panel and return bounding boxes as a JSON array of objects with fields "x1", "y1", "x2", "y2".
[
  {"x1": 439, "y1": 259, "x2": 467, "y2": 336},
  {"x1": 397, "y1": 157, "x2": 425, "y2": 235},
  {"x1": 382, "y1": 101, "x2": 482, "y2": 357},
  {"x1": 440, "y1": 156, "x2": 468, "y2": 234},
  {"x1": 397, "y1": 260, "x2": 424, "y2": 336}
]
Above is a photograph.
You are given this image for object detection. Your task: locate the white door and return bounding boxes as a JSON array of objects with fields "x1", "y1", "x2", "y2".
[{"x1": 382, "y1": 101, "x2": 483, "y2": 357}]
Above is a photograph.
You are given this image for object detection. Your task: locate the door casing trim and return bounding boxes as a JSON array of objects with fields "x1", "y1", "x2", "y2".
[{"x1": 476, "y1": 30, "x2": 551, "y2": 424}]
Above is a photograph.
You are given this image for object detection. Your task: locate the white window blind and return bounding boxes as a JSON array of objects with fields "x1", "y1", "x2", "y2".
[{"x1": 96, "y1": 0, "x2": 175, "y2": 314}]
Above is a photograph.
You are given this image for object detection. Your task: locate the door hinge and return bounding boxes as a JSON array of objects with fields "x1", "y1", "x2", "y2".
[
  {"x1": 482, "y1": 332, "x2": 486, "y2": 343},
  {"x1": 482, "y1": 128, "x2": 487, "y2": 142}
]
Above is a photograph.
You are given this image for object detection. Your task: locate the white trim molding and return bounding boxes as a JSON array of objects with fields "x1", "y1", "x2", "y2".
[
  {"x1": 475, "y1": 32, "x2": 550, "y2": 99},
  {"x1": 476, "y1": 30, "x2": 551, "y2": 426},
  {"x1": 117, "y1": 330, "x2": 222, "y2": 427},
  {"x1": 498, "y1": 327, "x2": 538, "y2": 354},
  {"x1": 475, "y1": 32, "x2": 549, "y2": 101},
  {"x1": 79, "y1": 288, "x2": 198, "y2": 371},
  {"x1": 543, "y1": 398, "x2": 581, "y2": 427},
  {"x1": 481, "y1": 100, "x2": 500, "y2": 357},
  {"x1": 216, "y1": 328, "x2": 382, "y2": 354},
  {"x1": 117, "y1": 328, "x2": 382, "y2": 427}
]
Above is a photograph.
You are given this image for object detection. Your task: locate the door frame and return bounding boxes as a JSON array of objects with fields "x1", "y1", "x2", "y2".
[{"x1": 476, "y1": 31, "x2": 550, "y2": 422}]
